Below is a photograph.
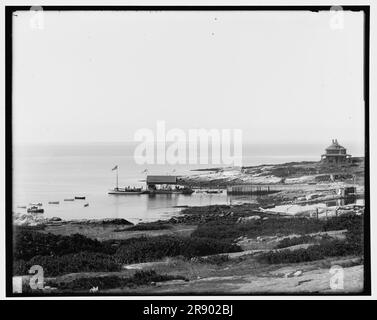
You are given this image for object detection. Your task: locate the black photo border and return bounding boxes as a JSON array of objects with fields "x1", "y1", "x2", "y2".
[{"x1": 5, "y1": 5, "x2": 371, "y2": 297}]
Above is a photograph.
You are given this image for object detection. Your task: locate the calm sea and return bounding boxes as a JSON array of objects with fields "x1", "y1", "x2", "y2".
[{"x1": 12, "y1": 142, "x2": 364, "y2": 223}]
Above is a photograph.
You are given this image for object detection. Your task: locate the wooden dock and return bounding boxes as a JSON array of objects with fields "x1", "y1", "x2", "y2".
[{"x1": 226, "y1": 185, "x2": 279, "y2": 195}]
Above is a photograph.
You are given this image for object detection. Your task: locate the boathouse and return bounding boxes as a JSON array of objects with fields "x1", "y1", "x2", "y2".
[
  {"x1": 146, "y1": 175, "x2": 178, "y2": 190},
  {"x1": 321, "y1": 139, "x2": 352, "y2": 164},
  {"x1": 145, "y1": 175, "x2": 193, "y2": 194}
]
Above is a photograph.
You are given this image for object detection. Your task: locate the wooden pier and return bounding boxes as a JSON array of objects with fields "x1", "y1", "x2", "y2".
[{"x1": 226, "y1": 185, "x2": 279, "y2": 195}]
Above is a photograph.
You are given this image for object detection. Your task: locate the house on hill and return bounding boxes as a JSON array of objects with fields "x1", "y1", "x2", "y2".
[{"x1": 321, "y1": 139, "x2": 352, "y2": 164}]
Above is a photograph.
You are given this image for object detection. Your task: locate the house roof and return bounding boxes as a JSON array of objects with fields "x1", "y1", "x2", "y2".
[
  {"x1": 326, "y1": 139, "x2": 346, "y2": 150},
  {"x1": 146, "y1": 175, "x2": 177, "y2": 184}
]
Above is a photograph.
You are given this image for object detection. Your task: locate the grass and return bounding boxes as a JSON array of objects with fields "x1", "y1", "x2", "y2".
[
  {"x1": 115, "y1": 222, "x2": 171, "y2": 232},
  {"x1": 13, "y1": 214, "x2": 363, "y2": 277},
  {"x1": 14, "y1": 252, "x2": 121, "y2": 277},
  {"x1": 191, "y1": 214, "x2": 363, "y2": 242},
  {"x1": 275, "y1": 235, "x2": 320, "y2": 249},
  {"x1": 193, "y1": 255, "x2": 230, "y2": 265},
  {"x1": 191, "y1": 216, "x2": 324, "y2": 241},
  {"x1": 114, "y1": 235, "x2": 241, "y2": 264},
  {"x1": 13, "y1": 228, "x2": 116, "y2": 260},
  {"x1": 258, "y1": 239, "x2": 362, "y2": 264},
  {"x1": 47, "y1": 270, "x2": 187, "y2": 291},
  {"x1": 13, "y1": 230, "x2": 241, "y2": 277},
  {"x1": 258, "y1": 214, "x2": 363, "y2": 264}
]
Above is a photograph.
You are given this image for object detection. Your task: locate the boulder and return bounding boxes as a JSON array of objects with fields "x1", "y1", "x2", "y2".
[
  {"x1": 237, "y1": 215, "x2": 261, "y2": 223},
  {"x1": 293, "y1": 270, "x2": 303, "y2": 277},
  {"x1": 49, "y1": 217, "x2": 62, "y2": 222}
]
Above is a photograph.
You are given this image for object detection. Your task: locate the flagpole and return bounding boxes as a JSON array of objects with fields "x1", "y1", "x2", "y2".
[{"x1": 116, "y1": 166, "x2": 119, "y2": 190}]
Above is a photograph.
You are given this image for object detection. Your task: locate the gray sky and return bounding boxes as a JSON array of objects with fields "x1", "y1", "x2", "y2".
[{"x1": 13, "y1": 10, "x2": 365, "y2": 146}]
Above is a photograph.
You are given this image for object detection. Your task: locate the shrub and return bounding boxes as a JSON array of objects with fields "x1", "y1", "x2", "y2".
[
  {"x1": 14, "y1": 229, "x2": 115, "y2": 260},
  {"x1": 191, "y1": 217, "x2": 324, "y2": 241},
  {"x1": 194, "y1": 254, "x2": 230, "y2": 264},
  {"x1": 275, "y1": 235, "x2": 317, "y2": 249},
  {"x1": 322, "y1": 214, "x2": 363, "y2": 232},
  {"x1": 14, "y1": 252, "x2": 121, "y2": 277},
  {"x1": 256, "y1": 214, "x2": 364, "y2": 264},
  {"x1": 117, "y1": 223, "x2": 171, "y2": 232},
  {"x1": 191, "y1": 220, "x2": 243, "y2": 240},
  {"x1": 114, "y1": 236, "x2": 241, "y2": 264},
  {"x1": 50, "y1": 270, "x2": 187, "y2": 291},
  {"x1": 259, "y1": 239, "x2": 363, "y2": 264},
  {"x1": 192, "y1": 214, "x2": 364, "y2": 242}
]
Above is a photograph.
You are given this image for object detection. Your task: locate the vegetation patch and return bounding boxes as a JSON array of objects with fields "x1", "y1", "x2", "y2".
[
  {"x1": 191, "y1": 217, "x2": 324, "y2": 241},
  {"x1": 48, "y1": 270, "x2": 187, "y2": 291},
  {"x1": 276, "y1": 235, "x2": 319, "y2": 249},
  {"x1": 116, "y1": 222, "x2": 171, "y2": 232},
  {"x1": 193, "y1": 254, "x2": 230, "y2": 265},
  {"x1": 114, "y1": 236, "x2": 241, "y2": 264},
  {"x1": 14, "y1": 252, "x2": 121, "y2": 277},
  {"x1": 191, "y1": 214, "x2": 363, "y2": 242},
  {"x1": 13, "y1": 214, "x2": 362, "y2": 277},
  {"x1": 258, "y1": 214, "x2": 363, "y2": 264},
  {"x1": 258, "y1": 239, "x2": 362, "y2": 264},
  {"x1": 13, "y1": 230, "x2": 241, "y2": 276},
  {"x1": 14, "y1": 229, "x2": 115, "y2": 261}
]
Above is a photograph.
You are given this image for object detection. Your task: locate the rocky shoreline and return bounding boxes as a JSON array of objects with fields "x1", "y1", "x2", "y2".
[
  {"x1": 13, "y1": 158, "x2": 364, "y2": 228},
  {"x1": 12, "y1": 159, "x2": 365, "y2": 294},
  {"x1": 179, "y1": 158, "x2": 364, "y2": 186}
]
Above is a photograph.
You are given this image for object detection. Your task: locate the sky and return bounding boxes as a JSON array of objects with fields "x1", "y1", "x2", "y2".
[{"x1": 12, "y1": 10, "x2": 365, "y2": 147}]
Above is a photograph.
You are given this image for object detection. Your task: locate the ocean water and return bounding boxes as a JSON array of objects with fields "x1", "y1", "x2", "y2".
[{"x1": 12, "y1": 142, "x2": 363, "y2": 223}]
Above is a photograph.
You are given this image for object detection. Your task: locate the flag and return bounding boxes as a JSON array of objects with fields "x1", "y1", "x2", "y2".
[{"x1": 112, "y1": 165, "x2": 118, "y2": 171}]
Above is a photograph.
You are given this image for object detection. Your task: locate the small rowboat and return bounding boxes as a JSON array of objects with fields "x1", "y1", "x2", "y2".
[
  {"x1": 75, "y1": 196, "x2": 86, "y2": 200},
  {"x1": 29, "y1": 202, "x2": 42, "y2": 206},
  {"x1": 205, "y1": 190, "x2": 222, "y2": 194},
  {"x1": 48, "y1": 201, "x2": 60, "y2": 205},
  {"x1": 64, "y1": 198, "x2": 75, "y2": 201},
  {"x1": 17, "y1": 206, "x2": 27, "y2": 209},
  {"x1": 84, "y1": 203, "x2": 89, "y2": 207}
]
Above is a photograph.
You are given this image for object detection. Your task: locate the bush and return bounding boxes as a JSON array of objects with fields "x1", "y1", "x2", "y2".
[
  {"x1": 191, "y1": 217, "x2": 325, "y2": 241},
  {"x1": 13, "y1": 229, "x2": 241, "y2": 276},
  {"x1": 14, "y1": 229, "x2": 115, "y2": 260},
  {"x1": 117, "y1": 223, "x2": 171, "y2": 232},
  {"x1": 191, "y1": 220, "x2": 243, "y2": 240},
  {"x1": 192, "y1": 214, "x2": 364, "y2": 242},
  {"x1": 276, "y1": 235, "x2": 317, "y2": 249},
  {"x1": 114, "y1": 236, "x2": 241, "y2": 264},
  {"x1": 50, "y1": 270, "x2": 187, "y2": 291},
  {"x1": 255, "y1": 214, "x2": 364, "y2": 264},
  {"x1": 194, "y1": 254, "x2": 230, "y2": 264},
  {"x1": 14, "y1": 252, "x2": 121, "y2": 277},
  {"x1": 259, "y1": 239, "x2": 363, "y2": 264},
  {"x1": 322, "y1": 214, "x2": 363, "y2": 232}
]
